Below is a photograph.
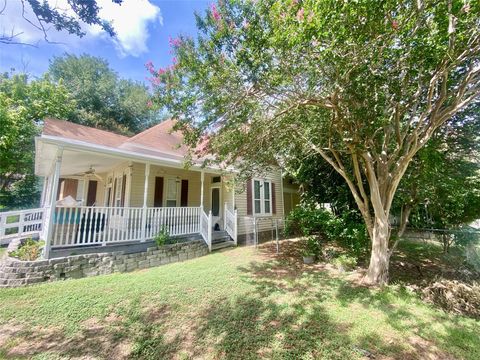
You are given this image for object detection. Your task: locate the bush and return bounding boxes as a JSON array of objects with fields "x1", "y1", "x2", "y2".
[
  {"x1": 285, "y1": 205, "x2": 335, "y2": 237},
  {"x1": 8, "y1": 238, "x2": 43, "y2": 261},
  {"x1": 154, "y1": 227, "x2": 170, "y2": 247},
  {"x1": 302, "y1": 235, "x2": 321, "y2": 258},
  {"x1": 285, "y1": 205, "x2": 369, "y2": 256},
  {"x1": 332, "y1": 254, "x2": 357, "y2": 271}
]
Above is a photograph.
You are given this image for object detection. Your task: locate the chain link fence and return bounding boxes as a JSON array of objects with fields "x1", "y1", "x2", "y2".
[{"x1": 239, "y1": 217, "x2": 287, "y2": 252}]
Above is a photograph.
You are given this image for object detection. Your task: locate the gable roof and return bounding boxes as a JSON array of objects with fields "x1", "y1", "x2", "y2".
[
  {"x1": 41, "y1": 118, "x2": 189, "y2": 160},
  {"x1": 119, "y1": 119, "x2": 188, "y2": 158},
  {"x1": 42, "y1": 118, "x2": 129, "y2": 148}
]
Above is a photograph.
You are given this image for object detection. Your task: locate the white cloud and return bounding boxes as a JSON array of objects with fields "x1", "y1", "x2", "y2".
[
  {"x1": 0, "y1": 0, "x2": 162, "y2": 57},
  {"x1": 89, "y1": 0, "x2": 163, "y2": 57}
]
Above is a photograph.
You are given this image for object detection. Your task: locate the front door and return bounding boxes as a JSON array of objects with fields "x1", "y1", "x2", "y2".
[{"x1": 211, "y1": 186, "x2": 221, "y2": 230}]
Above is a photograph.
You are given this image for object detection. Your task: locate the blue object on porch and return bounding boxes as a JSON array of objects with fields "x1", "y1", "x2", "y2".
[{"x1": 53, "y1": 209, "x2": 81, "y2": 224}]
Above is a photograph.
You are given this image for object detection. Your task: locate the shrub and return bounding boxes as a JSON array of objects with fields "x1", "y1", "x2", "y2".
[
  {"x1": 154, "y1": 227, "x2": 170, "y2": 247},
  {"x1": 8, "y1": 238, "x2": 43, "y2": 261},
  {"x1": 285, "y1": 205, "x2": 334, "y2": 237},
  {"x1": 332, "y1": 254, "x2": 357, "y2": 271},
  {"x1": 285, "y1": 205, "x2": 369, "y2": 256},
  {"x1": 302, "y1": 235, "x2": 321, "y2": 258}
]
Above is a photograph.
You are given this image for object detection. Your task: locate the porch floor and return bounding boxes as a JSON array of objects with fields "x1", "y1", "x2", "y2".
[{"x1": 50, "y1": 234, "x2": 203, "y2": 258}]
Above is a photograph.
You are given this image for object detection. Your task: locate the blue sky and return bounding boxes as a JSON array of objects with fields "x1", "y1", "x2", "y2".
[{"x1": 0, "y1": 0, "x2": 210, "y2": 83}]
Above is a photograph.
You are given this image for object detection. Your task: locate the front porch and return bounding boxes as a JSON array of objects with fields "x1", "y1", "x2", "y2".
[{"x1": 1, "y1": 142, "x2": 238, "y2": 257}]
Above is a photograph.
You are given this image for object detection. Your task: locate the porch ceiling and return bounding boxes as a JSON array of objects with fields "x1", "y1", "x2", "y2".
[{"x1": 35, "y1": 142, "x2": 126, "y2": 177}]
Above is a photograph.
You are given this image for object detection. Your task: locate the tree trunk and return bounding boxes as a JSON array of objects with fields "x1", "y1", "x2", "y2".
[
  {"x1": 365, "y1": 216, "x2": 390, "y2": 285},
  {"x1": 397, "y1": 205, "x2": 412, "y2": 238}
]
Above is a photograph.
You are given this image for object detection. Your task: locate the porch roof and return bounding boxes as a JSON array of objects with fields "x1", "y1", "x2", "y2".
[{"x1": 35, "y1": 118, "x2": 219, "y2": 177}]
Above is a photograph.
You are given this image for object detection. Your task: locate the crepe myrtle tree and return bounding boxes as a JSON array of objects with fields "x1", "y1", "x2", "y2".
[{"x1": 149, "y1": 0, "x2": 480, "y2": 285}]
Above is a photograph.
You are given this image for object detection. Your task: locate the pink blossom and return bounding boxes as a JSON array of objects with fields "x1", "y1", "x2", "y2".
[
  {"x1": 211, "y1": 3, "x2": 221, "y2": 22},
  {"x1": 169, "y1": 36, "x2": 182, "y2": 47},
  {"x1": 145, "y1": 60, "x2": 155, "y2": 75},
  {"x1": 146, "y1": 100, "x2": 153, "y2": 108},
  {"x1": 296, "y1": 8, "x2": 304, "y2": 21},
  {"x1": 149, "y1": 77, "x2": 162, "y2": 86},
  {"x1": 157, "y1": 68, "x2": 166, "y2": 75}
]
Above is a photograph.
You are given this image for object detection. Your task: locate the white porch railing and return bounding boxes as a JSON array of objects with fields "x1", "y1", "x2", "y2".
[
  {"x1": 200, "y1": 209, "x2": 212, "y2": 251},
  {"x1": 50, "y1": 206, "x2": 205, "y2": 248},
  {"x1": 0, "y1": 208, "x2": 45, "y2": 245},
  {"x1": 145, "y1": 207, "x2": 201, "y2": 238},
  {"x1": 224, "y1": 202, "x2": 238, "y2": 245}
]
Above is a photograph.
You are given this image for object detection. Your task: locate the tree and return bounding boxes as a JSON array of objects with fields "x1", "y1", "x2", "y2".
[
  {"x1": 150, "y1": 0, "x2": 480, "y2": 285},
  {"x1": 0, "y1": 73, "x2": 75, "y2": 209},
  {"x1": 395, "y1": 110, "x2": 480, "y2": 238},
  {"x1": 0, "y1": 0, "x2": 122, "y2": 45},
  {"x1": 49, "y1": 54, "x2": 157, "y2": 134}
]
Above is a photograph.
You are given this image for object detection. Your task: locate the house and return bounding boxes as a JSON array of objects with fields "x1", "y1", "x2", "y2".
[{"x1": 0, "y1": 118, "x2": 296, "y2": 257}]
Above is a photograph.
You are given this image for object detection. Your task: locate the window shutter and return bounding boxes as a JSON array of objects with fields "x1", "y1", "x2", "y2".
[
  {"x1": 121, "y1": 174, "x2": 127, "y2": 207},
  {"x1": 271, "y1": 182, "x2": 276, "y2": 214},
  {"x1": 154, "y1": 177, "x2": 164, "y2": 207},
  {"x1": 246, "y1": 179, "x2": 252, "y2": 215},
  {"x1": 181, "y1": 179, "x2": 188, "y2": 206}
]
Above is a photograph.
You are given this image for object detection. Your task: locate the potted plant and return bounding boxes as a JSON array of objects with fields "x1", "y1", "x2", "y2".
[{"x1": 302, "y1": 235, "x2": 320, "y2": 264}]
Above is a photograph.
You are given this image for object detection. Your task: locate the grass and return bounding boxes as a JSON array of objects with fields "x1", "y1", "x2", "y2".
[{"x1": 0, "y1": 240, "x2": 479, "y2": 359}]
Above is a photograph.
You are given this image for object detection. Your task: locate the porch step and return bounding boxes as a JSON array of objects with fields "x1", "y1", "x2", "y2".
[
  {"x1": 211, "y1": 230, "x2": 235, "y2": 251},
  {"x1": 211, "y1": 239, "x2": 236, "y2": 251},
  {"x1": 212, "y1": 230, "x2": 229, "y2": 240}
]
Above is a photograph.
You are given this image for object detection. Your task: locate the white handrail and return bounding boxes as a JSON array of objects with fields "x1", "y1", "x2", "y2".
[
  {"x1": 200, "y1": 209, "x2": 212, "y2": 251},
  {"x1": 224, "y1": 202, "x2": 237, "y2": 245},
  {"x1": 0, "y1": 208, "x2": 45, "y2": 245}
]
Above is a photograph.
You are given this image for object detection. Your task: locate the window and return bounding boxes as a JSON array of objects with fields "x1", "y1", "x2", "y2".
[
  {"x1": 165, "y1": 178, "x2": 178, "y2": 207},
  {"x1": 253, "y1": 179, "x2": 272, "y2": 215},
  {"x1": 114, "y1": 175, "x2": 123, "y2": 207}
]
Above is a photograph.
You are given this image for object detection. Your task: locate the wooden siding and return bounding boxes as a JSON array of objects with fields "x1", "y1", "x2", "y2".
[
  {"x1": 235, "y1": 169, "x2": 285, "y2": 236},
  {"x1": 129, "y1": 163, "x2": 203, "y2": 207}
]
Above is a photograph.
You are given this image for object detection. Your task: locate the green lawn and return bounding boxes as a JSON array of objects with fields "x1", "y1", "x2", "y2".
[{"x1": 0, "y1": 241, "x2": 478, "y2": 360}]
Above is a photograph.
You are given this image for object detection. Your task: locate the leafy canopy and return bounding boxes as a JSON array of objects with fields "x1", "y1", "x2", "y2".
[
  {"x1": 0, "y1": 73, "x2": 75, "y2": 209},
  {"x1": 49, "y1": 54, "x2": 158, "y2": 135}
]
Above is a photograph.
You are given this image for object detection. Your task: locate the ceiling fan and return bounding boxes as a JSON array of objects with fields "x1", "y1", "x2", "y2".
[{"x1": 74, "y1": 166, "x2": 103, "y2": 182}]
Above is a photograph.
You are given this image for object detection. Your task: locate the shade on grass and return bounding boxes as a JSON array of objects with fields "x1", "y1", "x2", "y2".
[{"x1": 0, "y1": 243, "x2": 478, "y2": 359}]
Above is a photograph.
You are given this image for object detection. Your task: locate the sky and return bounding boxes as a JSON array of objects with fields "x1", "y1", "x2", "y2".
[{"x1": 0, "y1": 0, "x2": 210, "y2": 83}]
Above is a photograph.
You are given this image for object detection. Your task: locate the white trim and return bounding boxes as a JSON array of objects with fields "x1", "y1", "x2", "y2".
[
  {"x1": 36, "y1": 135, "x2": 228, "y2": 175},
  {"x1": 210, "y1": 183, "x2": 222, "y2": 218},
  {"x1": 252, "y1": 178, "x2": 272, "y2": 216},
  {"x1": 164, "y1": 176, "x2": 180, "y2": 207}
]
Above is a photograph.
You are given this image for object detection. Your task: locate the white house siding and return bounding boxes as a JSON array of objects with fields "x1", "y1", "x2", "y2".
[{"x1": 234, "y1": 169, "x2": 285, "y2": 236}]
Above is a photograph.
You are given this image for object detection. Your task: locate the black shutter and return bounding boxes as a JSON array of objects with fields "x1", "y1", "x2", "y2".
[
  {"x1": 181, "y1": 179, "x2": 188, "y2": 206},
  {"x1": 271, "y1": 182, "x2": 276, "y2": 214},
  {"x1": 246, "y1": 179, "x2": 252, "y2": 215},
  {"x1": 154, "y1": 177, "x2": 164, "y2": 207}
]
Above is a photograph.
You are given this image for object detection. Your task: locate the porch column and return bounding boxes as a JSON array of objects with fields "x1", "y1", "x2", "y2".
[
  {"x1": 140, "y1": 163, "x2": 150, "y2": 242},
  {"x1": 200, "y1": 170, "x2": 205, "y2": 209},
  {"x1": 40, "y1": 176, "x2": 48, "y2": 207},
  {"x1": 81, "y1": 175, "x2": 88, "y2": 205},
  {"x1": 43, "y1": 148, "x2": 63, "y2": 259}
]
